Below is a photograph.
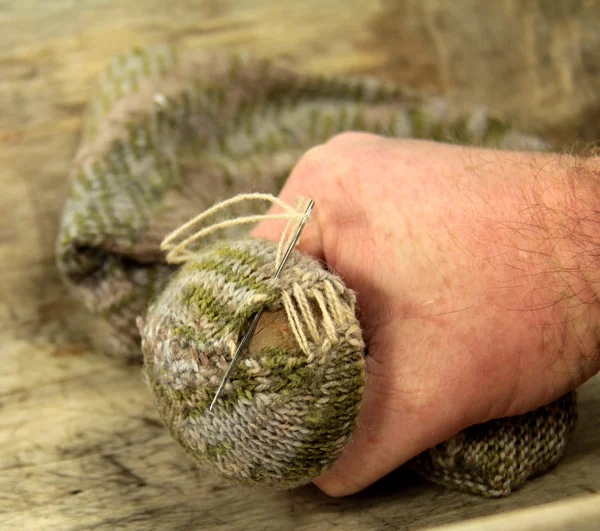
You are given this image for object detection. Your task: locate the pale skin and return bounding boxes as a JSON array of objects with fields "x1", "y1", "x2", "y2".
[{"x1": 252, "y1": 133, "x2": 600, "y2": 497}]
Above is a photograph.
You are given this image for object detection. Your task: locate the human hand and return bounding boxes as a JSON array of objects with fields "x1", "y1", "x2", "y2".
[{"x1": 252, "y1": 133, "x2": 600, "y2": 496}]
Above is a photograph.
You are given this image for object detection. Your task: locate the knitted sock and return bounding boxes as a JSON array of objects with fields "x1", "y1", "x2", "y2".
[
  {"x1": 139, "y1": 238, "x2": 365, "y2": 486},
  {"x1": 55, "y1": 44, "x2": 548, "y2": 354},
  {"x1": 409, "y1": 392, "x2": 577, "y2": 496},
  {"x1": 56, "y1": 45, "x2": 576, "y2": 496}
]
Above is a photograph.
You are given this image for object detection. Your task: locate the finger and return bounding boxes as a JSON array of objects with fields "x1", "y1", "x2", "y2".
[
  {"x1": 252, "y1": 133, "x2": 387, "y2": 258},
  {"x1": 325, "y1": 131, "x2": 385, "y2": 147},
  {"x1": 250, "y1": 147, "x2": 333, "y2": 261},
  {"x1": 312, "y1": 318, "x2": 480, "y2": 497}
]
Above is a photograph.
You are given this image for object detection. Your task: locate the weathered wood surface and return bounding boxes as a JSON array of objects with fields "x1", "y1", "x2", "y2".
[
  {"x1": 1, "y1": 1, "x2": 599, "y2": 529},
  {"x1": 427, "y1": 492, "x2": 600, "y2": 531}
]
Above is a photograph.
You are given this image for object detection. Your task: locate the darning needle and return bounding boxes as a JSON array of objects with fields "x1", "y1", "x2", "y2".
[{"x1": 209, "y1": 199, "x2": 315, "y2": 411}]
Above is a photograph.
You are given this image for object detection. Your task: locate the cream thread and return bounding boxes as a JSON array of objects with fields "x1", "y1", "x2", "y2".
[{"x1": 161, "y1": 193, "x2": 307, "y2": 264}]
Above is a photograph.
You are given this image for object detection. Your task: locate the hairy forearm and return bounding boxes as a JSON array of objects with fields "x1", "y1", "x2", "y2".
[
  {"x1": 536, "y1": 154, "x2": 600, "y2": 387},
  {"x1": 456, "y1": 149, "x2": 600, "y2": 411}
]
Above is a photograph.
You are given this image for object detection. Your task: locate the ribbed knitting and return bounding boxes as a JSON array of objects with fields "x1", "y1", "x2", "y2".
[{"x1": 56, "y1": 45, "x2": 576, "y2": 496}]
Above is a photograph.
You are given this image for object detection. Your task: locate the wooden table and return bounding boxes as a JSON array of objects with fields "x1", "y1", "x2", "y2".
[{"x1": 1, "y1": 1, "x2": 599, "y2": 529}]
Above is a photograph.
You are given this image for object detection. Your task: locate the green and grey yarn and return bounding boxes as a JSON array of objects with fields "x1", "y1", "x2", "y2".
[
  {"x1": 409, "y1": 392, "x2": 577, "y2": 496},
  {"x1": 139, "y1": 238, "x2": 365, "y2": 486},
  {"x1": 55, "y1": 44, "x2": 548, "y2": 351},
  {"x1": 56, "y1": 44, "x2": 575, "y2": 496}
]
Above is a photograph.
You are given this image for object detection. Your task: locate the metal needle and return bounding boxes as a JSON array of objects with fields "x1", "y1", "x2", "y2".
[{"x1": 209, "y1": 199, "x2": 314, "y2": 411}]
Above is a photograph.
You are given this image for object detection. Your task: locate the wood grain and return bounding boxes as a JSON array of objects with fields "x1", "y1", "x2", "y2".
[
  {"x1": 1, "y1": 1, "x2": 599, "y2": 529},
  {"x1": 427, "y1": 492, "x2": 600, "y2": 531}
]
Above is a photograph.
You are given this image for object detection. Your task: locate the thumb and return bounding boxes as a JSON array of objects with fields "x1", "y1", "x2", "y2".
[
  {"x1": 252, "y1": 132, "x2": 381, "y2": 259},
  {"x1": 249, "y1": 174, "x2": 326, "y2": 263}
]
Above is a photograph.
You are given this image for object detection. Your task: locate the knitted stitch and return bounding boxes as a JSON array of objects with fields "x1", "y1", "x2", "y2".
[
  {"x1": 56, "y1": 45, "x2": 576, "y2": 496},
  {"x1": 409, "y1": 392, "x2": 577, "y2": 496},
  {"x1": 139, "y1": 238, "x2": 365, "y2": 486}
]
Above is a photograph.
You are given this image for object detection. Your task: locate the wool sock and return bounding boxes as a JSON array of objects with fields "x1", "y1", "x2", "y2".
[{"x1": 56, "y1": 45, "x2": 576, "y2": 497}]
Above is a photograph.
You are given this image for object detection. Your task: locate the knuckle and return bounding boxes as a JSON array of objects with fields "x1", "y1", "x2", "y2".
[
  {"x1": 326, "y1": 131, "x2": 380, "y2": 147},
  {"x1": 288, "y1": 144, "x2": 336, "y2": 191},
  {"x1": 294, "y1": 144, "x2": 330, "y2": 175}
]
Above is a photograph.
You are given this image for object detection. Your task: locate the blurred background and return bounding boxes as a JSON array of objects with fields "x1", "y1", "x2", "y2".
[{"x1": 1, "y1": 1, "x2": 599, "y2": 530}]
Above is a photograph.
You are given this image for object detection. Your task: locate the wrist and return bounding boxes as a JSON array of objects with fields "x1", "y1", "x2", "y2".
[{"x1": 539, "y1": 154, "x2": 600, "y2": 386}]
